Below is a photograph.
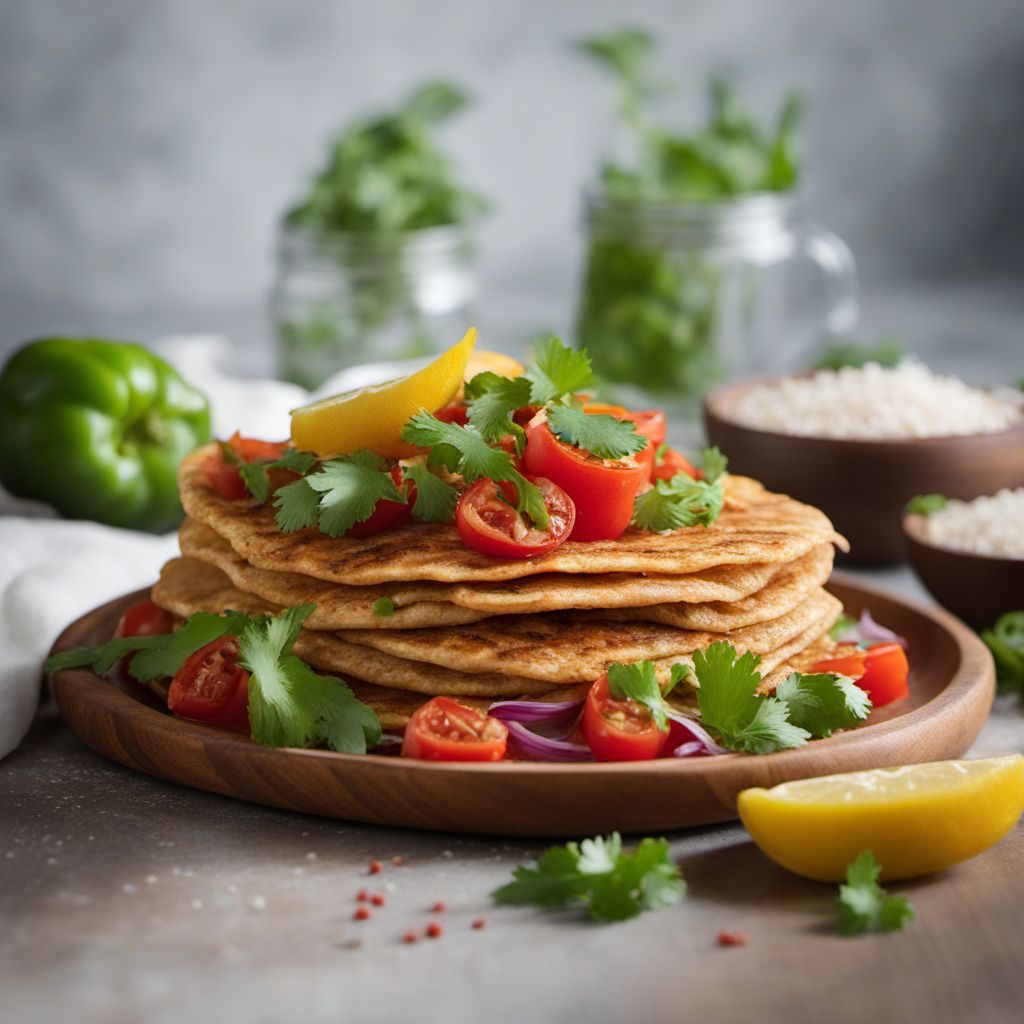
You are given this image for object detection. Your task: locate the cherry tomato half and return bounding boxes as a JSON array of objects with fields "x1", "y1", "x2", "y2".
[
  {"x1": 203, "y1": 432, "x2": 289, "y2": 501},
  {"x1": 858, "y1": 642, "x2": 910, "y2": 707},
  {"x1": 345, "y1": 466, "x2": 413, "y2": 539},
  {"x1": 809, "y1": 646, "x2": 868, "y2": 680},
  {"x1": 402, "y1": 696, "x2": 508, "y2": 761},
  {"x1": 434, "y1": 401, "x2": 469, "y2": 425},
  {"x1": 114, "y1": 599, "x2": 175, "y2": 678},
  {"x1": 583, "y1": 405, "x2": 666, "y2": 482},
  {"x1": 652, "y1": 446, "x2": 698, "y2": 483},
  {"x1": 167, "y1": 636, "x2": 250, "y2": 732},
  {"x1": 455, "y1": 476, "x2": 575, "y2": 559},
  {"x1": 523, "y1": 410, "x2": 645, "y2": 542},
  {"x1": 580, "y1": 674, "x2": 669, "y2": 762}
]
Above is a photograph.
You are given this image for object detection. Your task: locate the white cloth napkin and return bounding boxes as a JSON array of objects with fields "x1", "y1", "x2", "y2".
[{"x1": 0, "y1": 335, "x2": 318, "y2": 761}]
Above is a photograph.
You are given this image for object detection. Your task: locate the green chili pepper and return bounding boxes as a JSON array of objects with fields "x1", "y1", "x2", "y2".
[{"x1": 0, "y1": 337, "x2": 211, "y2": 532}]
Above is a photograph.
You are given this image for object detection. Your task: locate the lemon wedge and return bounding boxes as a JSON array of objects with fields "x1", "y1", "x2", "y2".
[
  {"x1": 737, "y1": 755, "x2": 1024, "y2": 882},
  {"x1": 465, "y1": 349, "x2": 524, "y2": 381},
  {"x1": 290, "y1": 328, "x2": 477, "y2": 458}
]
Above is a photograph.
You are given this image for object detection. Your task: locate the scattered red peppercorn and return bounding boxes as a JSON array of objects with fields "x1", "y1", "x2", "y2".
[
  {"x1": 426, "y1": 921, "x2": 443, "y2": 939},
  {"x1": 356, "y1": 889, "x2": 369, "y2": 902},
  {"x1": 354, "y1": 906, "x2": 373, "y2": 921},
  {"x1": 431, "y1": 901, "x2": 446, "y2": 913},
  {"x1": 391, "y1": 856, "x2": 405, "y2": 866},
  {"x1": 472, "y1": 918, "x2": 487, "y2": 930},
  {"x1": 368, "y1": 860, "x2": 383, "y2": 875},
  {"x1": 371, "y1": 893, "x2": 386, "y2": 907},
  {"x1": 402, "y1": 930, "x2": 418, "y2": 944},
  {"x1": 717, "y1": 930, "x2": 749, "y2": 947}
]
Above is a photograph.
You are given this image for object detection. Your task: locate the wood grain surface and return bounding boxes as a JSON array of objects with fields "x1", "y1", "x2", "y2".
[{"x1": 48, "y1": 572, "x2": 995, "y2": 837}]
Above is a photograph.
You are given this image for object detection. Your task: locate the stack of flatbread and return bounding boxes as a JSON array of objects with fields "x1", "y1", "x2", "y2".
[{"x1": 155, "y1": 448, "x2": 847, "y2": 730}]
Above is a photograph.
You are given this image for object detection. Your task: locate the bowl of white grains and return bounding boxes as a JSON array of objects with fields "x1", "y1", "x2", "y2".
[
  {"x1": 903, "y1": 488, "x2": 1024, "y2": 628},
  {"x1": 704, "y1": 361, "x2": 1024, "y2": 565}
]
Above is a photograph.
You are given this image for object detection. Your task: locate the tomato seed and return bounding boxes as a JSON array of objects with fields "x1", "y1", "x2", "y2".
[
  {"x1": 472, "y1": 918, "x2": 486, "y2": 930},
  {"x1": 354, "y1": 906, "x2": 372, "y2": 921},
  {"x1": 717, "y1": 930, "x2": 749, "y2": 947},
  {"x1": 370, "y1": 893, "x2": 386, "y2": 907},
  {"x1": 368, "y1": 860, "x2": 383, "y2": 875},
  {"x1": 402, "y1": 930, "x2": 418, "y2": 944},
  {"x1": 431, "y1": 901, "x2": 446, "y2": 913},
  {"x1": 356, "y1": 889, "x2": 369, "y2": 902},
  {"x1": 426, "y1": 922, "x2": 443, "y2": 938}
]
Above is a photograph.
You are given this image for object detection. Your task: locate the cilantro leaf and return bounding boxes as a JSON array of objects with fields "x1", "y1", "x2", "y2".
[
  {"x1": 730, "y1": 697, "x2": 810, "y2": 754},
  {"x1": 274, "y1": 478, "x2": 322, "y2": 532},
  {"x1": 546, "y1": 405, "x2": 648, "y2": 460},
  {"x1": 466, "y1": 373, "x2": 532, "y2": 447},
  {"x1": 237, "y1": 448, "x2": 319, "y2": 504},
  {"x1": 524, "y1": 336, "x2": 596, "y2": 404},
  {"x1": 372, "y1": 597, "x2": 396, "y2": 618},
  {"x1": 631, "y1": 473, "x2": 725, "y2": 532},
  {"x1": 402, "y1": 462, "x2": 459, "y2": 523},
  {"x1": 837, "y1": 851, "x2": 915, "y2": 935},
  {"x1": 238, "y1": 605, "x2": 381, "y2": 753},
  {"x1": 906, "y1": 493, "x2": 947, "y2": 517},
  {"x1": 239, "y1": 461, "x2": 272, "y2": 504},
  {"x1": 606, "y1": 660, "x2": 670, "y2": 730},
  {"x1": 493, "y1": 832, "x2": 684, "y2": 922},
  {"x1": 775, "y1": 672, "x2": 872, "y2": 738},
  {"x1": 829, "y1": 612, "x2": 856, "y2": 641},
  {"x1": 401, "y1": 411, "x2": 549, "y2": 528},
  {"x1": 700, "y1": 445, "x2": 728, "y2": 484}
]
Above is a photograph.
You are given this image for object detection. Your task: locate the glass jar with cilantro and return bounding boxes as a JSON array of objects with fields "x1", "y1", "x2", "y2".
[
  {"x1": 574, "y1": 30, "x2": 857, "y2": 422},
  {"x1": 272, "y1": 81, "x2": 488, "y2": 389}
]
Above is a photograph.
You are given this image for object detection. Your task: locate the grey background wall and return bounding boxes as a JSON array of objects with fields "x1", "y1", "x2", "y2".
[{"x1": 1, "y1": 0, "x2": 1022, "y2": 362}]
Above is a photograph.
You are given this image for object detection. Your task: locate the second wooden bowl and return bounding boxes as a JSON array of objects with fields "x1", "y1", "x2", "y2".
[{"x1": 704, "y1": 376, "x2": 1024, "y2": 566}]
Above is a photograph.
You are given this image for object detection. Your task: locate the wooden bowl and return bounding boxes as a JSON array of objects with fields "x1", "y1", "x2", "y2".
[
  {"x1": 903, "y1": 513, "x2": 1024, "y2": 629},
  {"x1": 704, "y1": 376, "x2": 1024, "y2": 566}
]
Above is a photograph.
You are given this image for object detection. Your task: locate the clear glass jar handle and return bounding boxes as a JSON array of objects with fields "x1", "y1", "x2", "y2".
[{"x1": 799, "y1": 221, "x2": 859, "y2": 335}]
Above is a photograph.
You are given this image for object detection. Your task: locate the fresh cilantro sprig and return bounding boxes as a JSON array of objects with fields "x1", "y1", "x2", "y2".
[
  {"x1": 605, "y1": 660, "x2": 689, "y2": 731},
  {"x1": 274, "y1": 450, "x2": 406, "y2": 537},
  {"x1": 465, "y1": 336, "x2": 646, "y2": 461},
  {"x1": 691, "y1": 641, "x2": 871, "y2": 754},
  {"x1": 402, "y1": 461, "x2": 460, "y2": 523},
  {"x1": 631, "y1": 447, "x2": 727, "y2": 532},
  {"x1": 401, "y1": 411, "x2": 550, "y2": 528},
  {"x1": 493, "y1": 832, "x2": 685, "y2": 922},
  {"x1": 837, "y1": 851, "x2": 915, "y2": 935},
  {"x1": 239, "y1": 605, "x2": 381, "y2": 753},
  {"x1": 237, "y1": 448, "x2": 318, "y2": 504},
  {"x1": 906, "y1": 493, "x2": 947, "y2": 517},
  {"x1": 44, "y1": 612, "x2": 249, "y2": 682}
]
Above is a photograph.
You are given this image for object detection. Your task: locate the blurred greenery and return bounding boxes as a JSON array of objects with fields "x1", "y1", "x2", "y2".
[{"x1": 812, "y1": 337, "x2": 906, "y2": 370}]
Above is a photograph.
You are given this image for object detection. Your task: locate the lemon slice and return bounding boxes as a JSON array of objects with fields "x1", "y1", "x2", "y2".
[
  {"x1": 738, "y1": 755, "x2": 1024, "y2": 881},
  {"x1": 290, "y1": 328, "x2": 477, "y2": 458}
]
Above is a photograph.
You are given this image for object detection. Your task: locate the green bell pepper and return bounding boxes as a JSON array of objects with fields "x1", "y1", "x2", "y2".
[{"x1": 0, "y1": 337, "x2": 211, "y2": 532}]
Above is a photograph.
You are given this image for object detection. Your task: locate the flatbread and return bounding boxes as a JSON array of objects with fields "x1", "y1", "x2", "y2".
[
  {"x1": 180, "y1": 517, "x2": 834, "y2": 630},
  {"x1": 179, "y1": 447, "x2": 845, "y2": 585}
]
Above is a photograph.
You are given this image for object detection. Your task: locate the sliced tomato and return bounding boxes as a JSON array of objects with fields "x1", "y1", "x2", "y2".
[
  {"x1": 455, "y1": 475, "x2": 574, "y2": 559},
  {"x1": 114, "y1": 599, "x2": 175, "y2": 677},
  {"x1": 858, "y1": 642, "x2": 910, "y2": 707},
  {"x1": 434, "y1": 401, "x2": 469, "y2": 425},
  {"x1": 809, "y1": 646, "x2": 868, "y2": 680},
  {"x1": 652, "y1": 446, "x2": 698, "y2": 482},
  {"x1": 523, "y1": 410, "x2": 645, "y2": 542},
  {"x1": 583, "y1": 405, "x2": 666, "y2": 482},
  {"x1": 203, "y1": 432, "x2": 290, "y2": 501},
  {"x1": 345, "y1": 466, "x2": 413, "y2": 538},
  {"x1": 402, "y1": 696, "x2": 508, "y2": 761},
  {"x1": 580, "y1": 674, "x2": 669, "y2": 761},
  {"x1": 167, "y1": 636, "x2": 250, "y2": 732}
]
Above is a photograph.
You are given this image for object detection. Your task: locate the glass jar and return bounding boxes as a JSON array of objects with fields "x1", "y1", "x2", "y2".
[
  {"x1": 574, "y1": 189, "x2": 857, "y2": 428},
  {"x1": 271, "y1": 223, "x2": 479, "y2": 389}
]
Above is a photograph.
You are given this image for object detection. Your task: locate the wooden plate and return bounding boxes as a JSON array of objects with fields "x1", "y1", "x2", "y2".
[{"x1": 50, "y1": 573, "x2": 995, "y2": 837}]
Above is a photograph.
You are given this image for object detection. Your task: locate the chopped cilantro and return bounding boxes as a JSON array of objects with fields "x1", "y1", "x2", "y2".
[
  {"x1": 465, "y1": 373, "x2": 532, "y2": 448},
  {"x1": 700, "y1": 445, "x2": 728, "y2": 484},
  {"x1": 236, "y1": 448, "x2": 318, "y2": 504},
  {"x1": 547, "y1": 405, "x2": 648, "y2": 460},
  {"x1": 606, "y1": 661, "x2": 671, "y2": 730},
  {"x1": 631, "y1": 473, "x2": 724, "y2": 531},
  {"x1": 402, "y1": 461, "x2": 460, "y2": 523},
  {"x1": 493, "y1": 833, "x2": 685, "y2": 922},
  {"x1": 372, "y1": 597, "x2": 396, "y2": 618},
  {"x1": 401, "y1": 411, "x2": 549, "y2": 528},
  {"x1": 905, "y1": 493, "x2": 947, "y2": 517},
  {"x1": 837, "y1": 851, "x2": 915, "y2": 935},
  {"x1": 273, "y1": 450, "x2": 405, "y2": 537},
  {"x1": 524, "y1": 336, "x2": 596, "y2": 405},
  {"x1": 774, "y1": 672, "x2": 872, "y2": 737}
]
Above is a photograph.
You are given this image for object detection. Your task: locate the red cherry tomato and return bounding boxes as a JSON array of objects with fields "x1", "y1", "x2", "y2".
[
  {"x1": 583, "y1": 405, "x2": 666, "y2": 482},
  {"x1": 345, "y1": 467, "x2": 413, "y2": 539},
  {"x1": 434, "y1": 402, "x2": 469, "y2": 425},
  {"x1": 523, "y1": 410, "x2": 645, "y2": 542},
  {"x1": 581, "y1": 674, "x2": 669, "y2": 762},
  {"x1": 402, "y1": 696, "x2": 508, "y2": 761},
  {"x1": 455, "y1": 476, "x2": 575, "y2": 559},
  {"x1": 858, "y1": 642, "x2": 910, "y2": 707},
  {"x1": 652, "y1": 446, "x2": 698, "y2": 483},
  {"x1": 809, "y1": 647, "x2": 869, "y2": 680},
  {"x1": 113, "y1": 599, "x2": 175, "y2": 677},
  {"x1": 167, "y1": 636, "x2": 250, "y2": 732},
  {"x1": 203, "y1": 432, "x2": 289, "y2": 501}
]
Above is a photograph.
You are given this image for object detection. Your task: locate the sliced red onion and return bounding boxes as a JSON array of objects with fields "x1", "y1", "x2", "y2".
[
  {"x1": 857, "y1": 609, "x2": 909, "y2": 650},
  {"x1": 504, "y1": 721, "x2": 594, "y2": 762},
  {"x1": 665, "y1": 709, "x2": 727, "y2": 757},
  {"x1": 488, "y1": 699, "x2": 584, "y2": 728},
  {"x1": 489, "y1": 698, "x2": 592, "y2": 762}
]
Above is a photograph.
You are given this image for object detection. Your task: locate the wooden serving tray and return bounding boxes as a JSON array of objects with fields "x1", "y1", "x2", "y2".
[{"x1": 49, "y1": 573, "x2": 995, "y2": 837}]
